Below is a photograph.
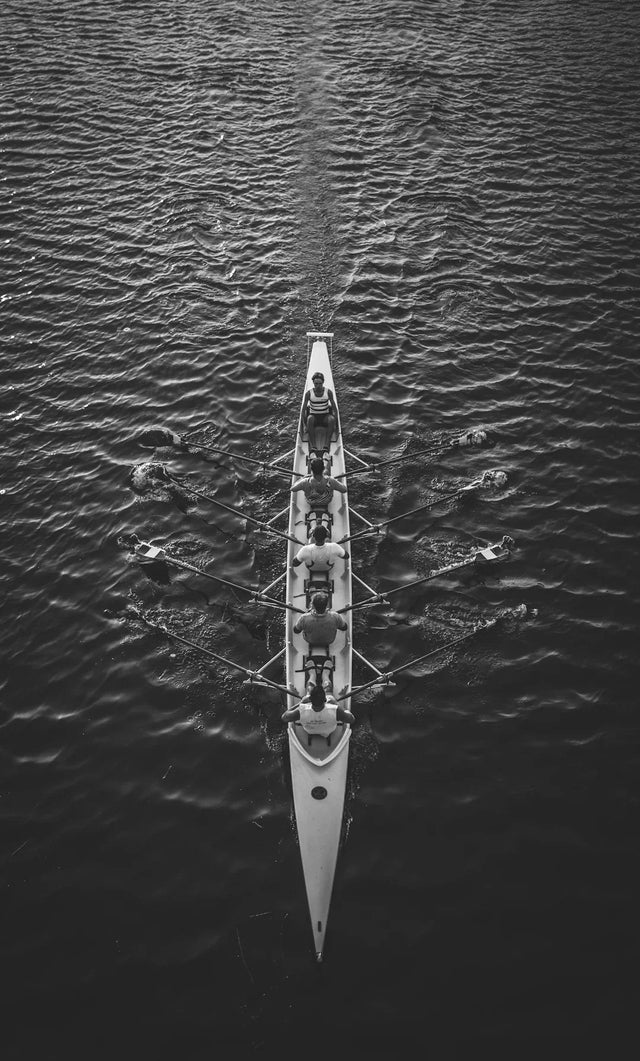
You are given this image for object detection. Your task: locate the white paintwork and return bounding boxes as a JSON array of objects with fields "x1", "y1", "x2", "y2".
[{"x1": 286, "y1": 334, "x2": 352, "y2": 962}]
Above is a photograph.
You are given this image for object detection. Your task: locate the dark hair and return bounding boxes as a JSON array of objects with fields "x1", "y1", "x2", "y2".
[
  {"x1": 312, "y1": 525, "x2": 328, "y2": 542},
  {"x1": 310, "y1": 686, "x2": 326, "y2": 709},
  {"x1": 311, "y1": 592, "x2": 328, "y2": 613},
  {"x1": 310, "y1": 458, "x2": 325, "y2": 474},
  {"x1": 312, "y1": 372, "x2": 324, "y2": 382}
]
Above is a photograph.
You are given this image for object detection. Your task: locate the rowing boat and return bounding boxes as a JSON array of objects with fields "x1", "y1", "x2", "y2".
[
  {"x1": 285, "y1": 332, "x2": 352, "y2": 962},
  {"x1": 129, "y1": 333, "x2": 523, "y2": 964}
]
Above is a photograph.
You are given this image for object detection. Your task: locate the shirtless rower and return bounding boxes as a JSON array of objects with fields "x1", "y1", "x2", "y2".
[{"x1": 301, "y1": 371, "x2": 338, "y2": 456}]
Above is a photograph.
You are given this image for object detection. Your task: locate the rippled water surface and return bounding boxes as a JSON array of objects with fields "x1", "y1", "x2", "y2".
[{"x1": 3, "y1": 0, "x2": 640, "y2": 1057}]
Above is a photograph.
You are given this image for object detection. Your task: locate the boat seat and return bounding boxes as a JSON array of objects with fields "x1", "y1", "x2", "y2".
[
  {"x1": 304, "y1": 574, "x2": 334, "y2": 597},
  {"x1": 304, "y1": 564, "x2": 334, "y2": 596}
]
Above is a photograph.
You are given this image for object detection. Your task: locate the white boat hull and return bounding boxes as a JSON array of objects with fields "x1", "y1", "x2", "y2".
[{"x1": 285, "y1": 333, "x2": 352, "y2": 961}]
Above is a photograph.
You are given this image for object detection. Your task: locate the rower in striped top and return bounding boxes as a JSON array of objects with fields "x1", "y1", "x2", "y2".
[{"x1": 301, "y1": 371, "x2": 338, "y2": 455}]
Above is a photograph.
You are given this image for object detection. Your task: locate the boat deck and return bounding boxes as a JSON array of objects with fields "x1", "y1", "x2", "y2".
[{"x1": 284, "y1": 334, "x2": 353, "y2": 961}]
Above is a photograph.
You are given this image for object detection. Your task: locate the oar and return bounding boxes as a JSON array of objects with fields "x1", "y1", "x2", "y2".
[
  {"x1": 339, "y1": 472, "x2": 490, "y2": 544},
  {"x1": 337, "y1": 606, "x2": 521, "y2": 701},
  {"x1": 138, "y1": 425, "x2": 292, "y2": 477},
  {"x1": 185, "y1": 441, "x2": 292, "y2": 477},
  {"x1": 133, "y1": 610, "x2": 296, "y2": 695},
  {"x1": 340, "y1": 537, "x2": 515, "y2": 613},
  {"x1": 132, "y1": 538, "x2": 304, "y2": 613},
  {"x1": 334, "y1": 429, "x2": 487, "y2": 480},
  {"x1": 163, "y1": 470, "x2": 303, "y2": 547}
]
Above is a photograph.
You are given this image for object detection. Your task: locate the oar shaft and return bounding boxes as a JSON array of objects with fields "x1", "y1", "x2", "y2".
[
  {"x1": 339, "y1": 617, "x2": 500, "y2": 700},
  {"x1": 380, "y1": 487, "x2": 472, "y2": 527},
  {"x1": 184, "y1": 439, "x2": 291, "y2": 477},
  {"x1": 136, "y1": 544, "x2": 300, "y2": 612},
  {"x1": 159, "y1": 553, "x2": 251, "y2": 595},
  {"x1": 260, "y1": 569, "x2": 287, "y2": 595},
  {"x1": 343, "y1": 556, "x2": 474, "y2": 612},
  {"x1": 140, "y1": 616, "x2": 292, "y2": 693},
  {"x1": 339, "y1": 482, "x2": 481, "y2": 543},
  {"x1": 141, "y1": 618, "x2": 245, "y2": 672},
  {"x1": 389, "y1": 619, "x2": 500, "y2": 678},
  {"x1": 167, "y1": 472, "x2": 302, "y2": 546},
  {"x1": 380, "y1": 556, "x2": 476, "y2": 600},
  {"x1": 335, "y1": 442, "x2": 448, "y2": 480}
]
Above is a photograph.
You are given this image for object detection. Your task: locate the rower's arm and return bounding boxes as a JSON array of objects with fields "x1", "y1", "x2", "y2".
[
  {"x1": 301, "y1": 391, "x2": 310, "y2": 423},
  {"x1": 281, "y1": 706, "x2": 300, "y2": 723},
  {"x1": 327, "y1": 389, "x2": 338, "y2": 417},
  {"x1": 292, "y1": 546, "x2": 307, "y2": 568},
  {"x1": 290, "y1": 477, "x2": 307, "y2": 493},
  {"x1": 337, "y1": 706, "x2": 355, "y2": 725},
  {"x1": 327, "y1": 476, "x2": 347, "y2": 494}
]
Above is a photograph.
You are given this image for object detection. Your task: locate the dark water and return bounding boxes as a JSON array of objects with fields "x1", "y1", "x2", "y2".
[{"x1": 3, "y1": 0, "x2": 640, "y2": 1056}]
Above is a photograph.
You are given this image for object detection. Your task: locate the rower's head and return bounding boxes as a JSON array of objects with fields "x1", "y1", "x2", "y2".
[
  {"x1": 312, "y1": 372, "x2": 324, "y2": 388},
  {"x1": 311, "y1": 592, "x2": 329, "y2": 614},
  {"x1": 310, "y1": 457, "x2": 325, "y2": 476},
  {"x1": 309, "y1": 686, "x2": 327, "y2": 712},
  {"x1": 311, "y1": 525, "x2": 329, "y2": 545}
]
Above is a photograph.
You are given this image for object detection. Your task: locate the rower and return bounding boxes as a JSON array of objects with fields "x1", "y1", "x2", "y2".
[
  {"x1": 292, "y1": 524, "x2": 349, "y2": 571},
  {"x1": 301, "y1": 371, "x2": 338, "y2": 456},
  {"x1": 293, "y1": 591, "x2": 348, "y2": 690},
  {"x1": 282, "y1": 685, "x2": 354, "y2": 737},
  {"x1": 293, "y1": 592, "x2": 347, "y2": 645},
  {"x1": 290, "y1": 457, "x2": 346, "y2": 522}
]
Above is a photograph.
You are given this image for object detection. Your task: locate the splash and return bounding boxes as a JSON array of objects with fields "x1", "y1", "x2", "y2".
[
  {"x1": 457, "y1": 428, "x2": 487, "y2": 447},
  {"x1": 481, "y1": 469, "x2": 508, "y2": 489},
  {"x1": 129, "y1": 462, "x2": 168, "y2": 493}
]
